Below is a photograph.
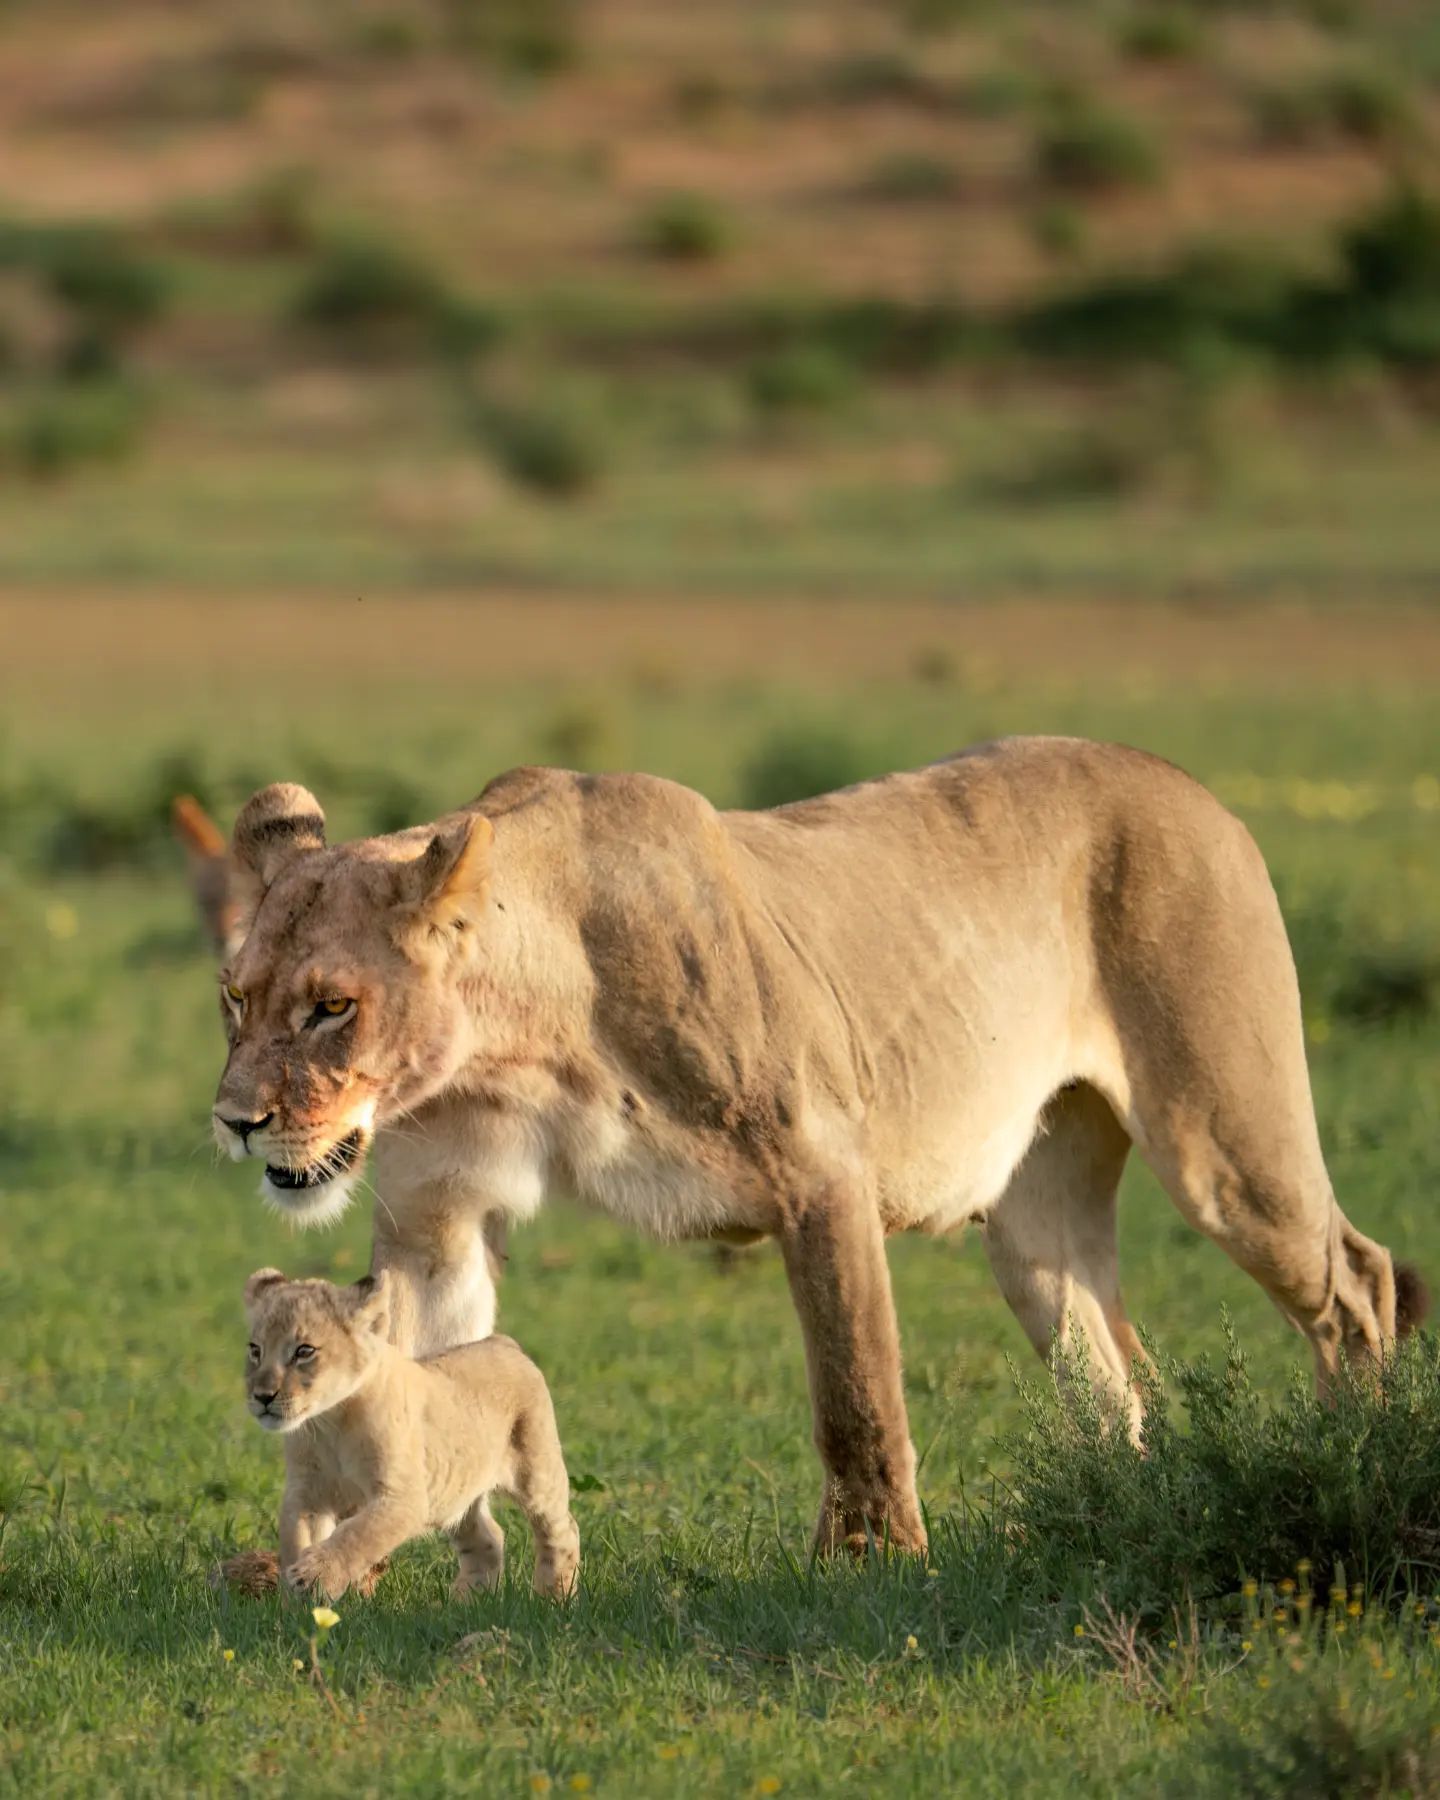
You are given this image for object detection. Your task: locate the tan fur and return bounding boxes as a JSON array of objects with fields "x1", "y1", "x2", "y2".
[
  {"x1": 244, "y1": 1269, "x2": 579, "y2": 1600},
  {"x1": 214, "y1": 739, "x2": 1425, "y2": 1558}
]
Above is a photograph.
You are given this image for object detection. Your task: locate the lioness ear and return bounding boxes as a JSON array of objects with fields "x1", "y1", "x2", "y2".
[
  {"x1": 244, "y1": 1267, "x2": 287, "y2": 1308},
  {"x1": 351, "y1": 1270, "x2": 391, "y2": 1339},
  {"x1": 396, "y1": 814, "x2": 493, "y2": 931},
  {"x1": 232, "y1": 784, "x2": 326, "y2": 889}
]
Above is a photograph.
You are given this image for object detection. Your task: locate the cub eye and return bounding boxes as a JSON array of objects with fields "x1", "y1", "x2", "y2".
[
  {"x1": 309, "y1": 997, "x2": 354, "y2": 1025},
  {"x1": 247, "y1": 1342, "x2": 260, "y2": 1365},
  {"x1": 292, "y1": 1343, "x2": 317, "y2": 1363}
]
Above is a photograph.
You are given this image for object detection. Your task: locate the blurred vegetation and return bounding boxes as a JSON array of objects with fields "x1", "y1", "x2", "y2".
[{"x1": 0, "y1": 0, "x2": 1435, "y2": 593}]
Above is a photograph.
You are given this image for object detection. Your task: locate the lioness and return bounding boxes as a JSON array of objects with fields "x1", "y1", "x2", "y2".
[
  {"x1": 213, "y1": 738, "x2": 1425, "y2": 1556},
  {"x1": 244, "y1": 1268, "x2": 579, "y2": 1599}
]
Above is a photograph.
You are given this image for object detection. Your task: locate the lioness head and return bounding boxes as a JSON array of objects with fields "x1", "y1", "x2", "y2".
[
  {"x1": 243, "y1": 1267, "x2": 390, "y2": 1431},
  {"x1": 212, "y1": 782, "x2": 492, "y2": 1225}
]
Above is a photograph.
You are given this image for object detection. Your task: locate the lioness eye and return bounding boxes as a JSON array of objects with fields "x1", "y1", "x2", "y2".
[
  {"x1": 225, "y1": 984, "x2": 244, "y2": 1006},
  {"x1": 293, "y1": 1344, "x2": 316, "y2": 1363},
  {"x1": 310, "y1": 997, "x2": 354, "y2": 1025},
  {"x1": 247, "y1": 1342, "x2": 260, "y2": 1364}
]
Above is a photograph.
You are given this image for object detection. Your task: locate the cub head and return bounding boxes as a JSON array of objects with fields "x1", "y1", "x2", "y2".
[
  {"x1": 243, "y1": 1268, "x2": 391, "y2": 1431},
  {"x1": 212, "y1": 782, "x2": 492, "y2": 1225}
]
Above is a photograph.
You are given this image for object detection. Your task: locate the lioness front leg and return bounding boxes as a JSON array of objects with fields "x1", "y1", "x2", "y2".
[
  {"x1": 779, "y1": 1188, "x2": 926, "y2": 1558},
  {"x1": 288, "y1": 1498, "x2": 423, "y2": 1600}
]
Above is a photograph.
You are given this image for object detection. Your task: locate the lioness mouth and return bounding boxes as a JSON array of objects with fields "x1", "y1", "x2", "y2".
[{"x1": 265, "y1": 1130, "x2": 365, "y2": 1192}]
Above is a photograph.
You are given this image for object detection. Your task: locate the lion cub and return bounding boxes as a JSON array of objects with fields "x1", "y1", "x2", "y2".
[{"x1": 243, "y1": 1268, "x2": 580, "y2": 1601}]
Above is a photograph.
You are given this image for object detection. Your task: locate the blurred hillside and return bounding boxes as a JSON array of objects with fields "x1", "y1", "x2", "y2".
[{"x1": 2, "y1": 0, "x2": 1440, "y2": 599}]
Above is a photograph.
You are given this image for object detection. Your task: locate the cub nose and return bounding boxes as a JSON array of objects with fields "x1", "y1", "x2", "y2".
[
  {"x1": 220, "y1": 1112, "x2": 274, "y2": 1145},
  {"x1": 253, "y1": 1388, "x2": 278, "y2": 1407}
]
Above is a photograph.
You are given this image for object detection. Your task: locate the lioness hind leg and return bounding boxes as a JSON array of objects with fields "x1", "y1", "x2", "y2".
[
  {"x1": 1102, "y1": 829, "x2": 1426, "y2": 1392},
  {"x1": 983, "y1": 1082, "x2": 1145, "y2": 1437},
  {"x1": 451, "y1": 1498, "x2": 506, "y2": 1597}
]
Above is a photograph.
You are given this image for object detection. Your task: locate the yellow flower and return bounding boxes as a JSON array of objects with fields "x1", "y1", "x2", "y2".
[
  {"x1": 657, "y1": 1747, "x2": 680, "y2": 1762},
  {"x1": 1274, "y1": 1610, "x2": 1287, "y2": 1624},
  {"x1": 530, "y1": 1779, "x2": 552, "y2": 1796},
  {"x1": 757, "y1": 1782, "x2": 782, "y2": 1797},
  {"x1": 904, "y1": 1634, "x2": 919, "y2": 1653},
  {"x1": 1334, "y1": 1622, "x2": 1348, "y2": 1636},
  {"x1": 925, "y1": 1567, "x2": 938, "y2": 1578},
  {"x1": 221, "y1": 1648, "x2": 235, "y2": 1663},
  {"x1": 1073, "y1": 1624, "x2": 1085, "y2": 1638},
  {"x1": 292, "y1": 1658, "x2": 304, "y2": 1672},
  {"x1": 569, "y1": 1778, "x2": 591, "y2": 1793},
  {"x1": 1278, "y1": 1580, "x2": 1295, "y2": 1596},
  {"x1": 1168, "y1": 1639, "x2": 1178, "y2": 1650},
  {"x1": 312, "y1": 1606, "x2": 340, "y2": 1630},
  {"x1": 1242, "y1": 1641, "x2": 1253, "y2": 1653},
  {"x1": 1257, "y1": 1675, "x2": 1271, "y2": 1690},
  {"x1": 1296, "y1": 1560, "x2": 1312, "y2": 1576},
  {"x1": 1347, "y1": 1602, "x2": 1363, "y2": 1618},
  {"x1": 1242, "y1": 1581, "x2": 1258, "y2": 1600},
  {"x1": 45, "y1": 902, "x2": 79, "y2": 941}
]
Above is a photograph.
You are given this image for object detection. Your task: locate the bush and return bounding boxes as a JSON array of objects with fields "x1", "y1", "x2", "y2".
[
  {"x1": 861, "y1": 152, "x2": 960, "y2": 203},
  {"x1": 291, "y1": 234, "x2": 500, "y2": 361},
  {"x1": 292, "y1": 234, "x2": 445, "y2": 333},
  {"x1": 1250, "y1": 67, "x2": 1415, "y2": 148},
  {"x1": 975, "y1": 420, "x2": 1157, "y2": 505},
  {"x1": 636, "y1": 192, "x2": 732, "y2": 263},
  {"x1": 472, "y1": 397, "x2": 603, "y2": 498},
  {"x1": 1034, "y1": 100, "x2": 1164, "y2": 193},
  {"x1": 1115, "y1": 9, "x2": 1204, "y2": 60},
  {"x1": 0, "y1": 218, "x2": 167, "y2": 337},
  {"x1": 447, "y1": 0, "x2": 581, "y2": 76},
  {"x1": 747, "y1": 343, "x2": 856, "y2": 415},
  {"x1": 739, "y1": 727, "x2": 874, "y2": 809},
  {"x1": 0, "y1": 382, "x2": 144, "y2": 481},
  {"x1": 1004, "y1": 1322, "x2": 1440, "y2": 1623}
]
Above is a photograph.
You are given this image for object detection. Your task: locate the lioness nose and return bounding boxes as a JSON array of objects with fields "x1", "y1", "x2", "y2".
[{"x1": 220, "y1": 1112, "x2": 274, "y2": 1145}]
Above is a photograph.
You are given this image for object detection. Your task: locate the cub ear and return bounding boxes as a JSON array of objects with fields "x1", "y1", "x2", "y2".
[
  {"x1": 232, "y1": 784, "x2": 326, "y2": 891},
  {"x1": 351, "y1": 1270, "x2": 391, "y2": 1340},
  {"x1": 244, "y1": 1267, "x2": 287, "y2": 1308},
  {"x1": 394, "y1": 814, "x2": 493, "y2": 932}
]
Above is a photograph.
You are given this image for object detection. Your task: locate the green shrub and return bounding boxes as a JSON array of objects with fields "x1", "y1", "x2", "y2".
[
  {"x1": 1205, "y1": 1671, "x2": 1440, "y2": 1798},
  {"x1": 1004, "y1": 1322, "x2": 1440, "y2": 1623},
  {"x1": 163, "y1": 166, "x2": 320, "y2": 257},
  {"x1": 1034, "y1": 100, "x2": 1164, "y2": 192},
  {"x1": 1030, "y1": 201, "x2": 1087, "y2": 261},
  {"x1": 861, "y1": 152, "x2": 960, "y2": 202},
  {"x1": 636, "y1": 192, "x2": 732, "y2": 262},
  {"x1": 0, "y1": 219, "x2": 167, "y2": 335},
  {"x1": 292, "y1": 234, "x2": 445, "y2": 333},
  {"x1": 821, "y1": 51, "x2": 931, "y2": 107},
  {"x1": 472, "y1": 396, "x2": 603, "y2": 498},
  {"x1": 445, "y1": 0, "x2": 581, "y2": 77},
  {"x1": 747, "y1": 343, "x2": 856, "y2": 415},
  {"x1": 291, "y1": 234, "x2": 499, "y2": 360},
  {"x1": 0, "y1": 383, "x2": 144, "y2": 481},
  {"x1": 1115, "y1": 9, "x2": 1204, "y2": 60},
  {"x1": 975, "y1": 420, "x2": 1157, "y2": 505},
  {"x1": 1251, "y1": 67, "x2": 1415, "y2": 148},
  {"x1": 739, "y1": 727, "x2": 874, "y2": 809}
]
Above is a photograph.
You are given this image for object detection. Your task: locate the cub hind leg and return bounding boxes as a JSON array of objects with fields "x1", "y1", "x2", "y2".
[
  {"x1": 450, "y1": 1497, "x2": 505, "y2": 1598},
  {"x1": 507, "y1": 1394, "x2": 580, "y2": 1599}
]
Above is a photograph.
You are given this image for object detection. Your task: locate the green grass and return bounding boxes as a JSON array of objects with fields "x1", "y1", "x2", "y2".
[{"x1": 1, "y1": 663, "x2": 1438, "y2": 1792}]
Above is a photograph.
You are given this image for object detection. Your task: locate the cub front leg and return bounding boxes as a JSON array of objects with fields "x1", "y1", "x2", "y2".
[
  {"x1": 287, "y1": 1498, "x2": 423, "y2": 1600},
  {"x1": 779, "y1": 1186, "x2": 927, "y2": 1558}
]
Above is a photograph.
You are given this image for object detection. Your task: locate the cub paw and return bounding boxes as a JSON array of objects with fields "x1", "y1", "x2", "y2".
[{"x1": 285, "y1": 1546, "x2": 352, "y2": 1600}]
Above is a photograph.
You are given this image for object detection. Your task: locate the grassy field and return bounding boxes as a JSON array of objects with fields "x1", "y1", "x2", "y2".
[{"x1": 1, "y1": 598, "x2": 1438, "y2": 1794}]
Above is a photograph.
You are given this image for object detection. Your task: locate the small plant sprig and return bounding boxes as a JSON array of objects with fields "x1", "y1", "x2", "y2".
[{"x1": 303, "y1": 1604, "x2": 343, "y2": 1719}]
